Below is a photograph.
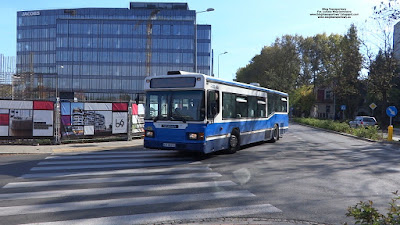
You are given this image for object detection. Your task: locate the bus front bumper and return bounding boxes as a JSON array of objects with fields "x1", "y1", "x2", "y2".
[{"x1": 144, "y1": 139, "x2": 206, "y2": 153}]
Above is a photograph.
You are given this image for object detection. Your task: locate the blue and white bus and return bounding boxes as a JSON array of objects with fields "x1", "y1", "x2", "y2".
[{"x1": 144, "y1": 71, "x2": 289, "y2": 154}]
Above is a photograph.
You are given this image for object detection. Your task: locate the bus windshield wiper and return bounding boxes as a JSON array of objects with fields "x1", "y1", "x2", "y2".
[
  {"x1": 153, "y1": 116, "x2": 159, "y2": 122},
  {"x1": 171, "y1": 115, "x2": 187, "y2": 123}
]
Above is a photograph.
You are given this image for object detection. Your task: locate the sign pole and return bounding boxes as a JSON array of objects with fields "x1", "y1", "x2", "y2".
[
  {"x1": 386, "y1": 106, "x2": 398, "y2": 141},
  {"x1": 388, "y1": 119, "x2": 393, "y2": 141}
]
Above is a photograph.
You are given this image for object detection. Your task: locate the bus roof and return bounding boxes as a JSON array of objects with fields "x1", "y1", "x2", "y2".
[
  {"x1": 205, "y1": 76, "x2": 288, "y2": 97},
  {"x1": 146, "y1": 72, "x2": 289, "y2": 97}
]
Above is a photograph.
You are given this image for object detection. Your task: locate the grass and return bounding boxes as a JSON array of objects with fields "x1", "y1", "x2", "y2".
[{"x1": 293, "y1": 117, "x2": 380, "y2": 140}]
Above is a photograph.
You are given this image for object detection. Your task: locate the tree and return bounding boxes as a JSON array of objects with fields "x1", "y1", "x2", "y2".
[
  {"x1": 290, "y1": 85, "x2": 315, "y2": 117},
  {"x1": 361, "y1": 0, "x2": 400, "y2": 126},
  {"x1": 236, "y1": 35, "x2": 301, "y2": 93},
  {"x1": 236, "y1": 25, "x2": 364, "y2": 119},
  {"x1": 373, "y1": 0, "x2": 400, "y2": 22},
  {"x1": 335, "y1": 24, "x2": 363, "y2": 118},
  {"x1": 368, "y1": 50, "x2": 397, "y2": 125}
]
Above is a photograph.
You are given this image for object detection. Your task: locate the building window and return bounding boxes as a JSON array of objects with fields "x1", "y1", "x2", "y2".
[{"x1": 326, "y1": 90, "x2": 332, "y2": 100}]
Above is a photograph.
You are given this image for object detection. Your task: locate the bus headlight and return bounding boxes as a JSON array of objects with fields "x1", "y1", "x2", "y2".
[
  {"x1": 145, "y1": 130, "x2": 154, "y2": 137},
  {"x1": 188, "y1": 132, "x2": 204, "y2": 140},
  {"x1": 188, "y1": 133, "x2": 197, "y2": 140}
]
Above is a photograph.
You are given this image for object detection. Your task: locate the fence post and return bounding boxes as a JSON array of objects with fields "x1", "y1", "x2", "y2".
[
  {"x1": 127, "y1": 100, "x2": 132, "y2": 141},
  {"x1": 53, "y1": 98, "x2": 61, "y2": 145}
]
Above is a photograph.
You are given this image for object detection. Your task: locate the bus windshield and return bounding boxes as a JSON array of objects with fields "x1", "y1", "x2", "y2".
[{"x1": 145, "y1": 90, "x2": 205, "y2": 122}]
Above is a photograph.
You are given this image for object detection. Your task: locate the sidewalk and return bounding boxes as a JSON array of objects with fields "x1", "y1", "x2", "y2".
[{"x1": 0, "y1": 138, "x2": 144, "y2": 154}]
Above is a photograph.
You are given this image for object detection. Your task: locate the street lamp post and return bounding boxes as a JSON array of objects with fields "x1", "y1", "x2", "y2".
[
  {"x1": 54, "y1": 65, "x2": 63, "y2": 145},
  {"x1": 195, "y1": 8, "x2": 214, "y2": 73},
  {"x1": 57, "y1": 66, "x2": 63, "y2": 101},
  {"x1": 218, "y1": 51, "x2": 228, "y2": 78}
]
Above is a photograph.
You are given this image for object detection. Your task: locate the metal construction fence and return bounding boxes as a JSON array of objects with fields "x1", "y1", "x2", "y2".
[{"x1": 0, "y1": 99, "x2": 144, "y2": 144}]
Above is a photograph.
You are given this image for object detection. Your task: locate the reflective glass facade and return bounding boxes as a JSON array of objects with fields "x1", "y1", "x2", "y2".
[{"x1": 16, "y1": 3, "x2": 211, "y2": 101}]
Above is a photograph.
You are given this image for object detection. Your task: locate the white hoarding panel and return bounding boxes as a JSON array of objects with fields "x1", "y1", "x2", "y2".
[
  {"x1": 112, "y1": 112, "x2": 128, "y2": 134},
  {"x1": 0, "y1": 126, "x2": 8, "y2": 136},
  {"x1": 84, "y1": 103, "x2": 112, "y2": 111},
  {"x1": 33, "y1": 110, "x2": 53, "y2": 136},
  {"x1": 0, "y1": 100, "x2": 33, "y2": 109},
  {"x1": 84, "y1": 126, "x2": 95, "y2": 135},
  {"x1": 138, "y1": 104, "x2": 145, "y2": 115}
]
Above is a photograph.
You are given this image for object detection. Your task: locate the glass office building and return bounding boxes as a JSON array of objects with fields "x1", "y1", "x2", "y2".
[{"x1": 16, "y1": 2, "x2": 211, "y2": 101}]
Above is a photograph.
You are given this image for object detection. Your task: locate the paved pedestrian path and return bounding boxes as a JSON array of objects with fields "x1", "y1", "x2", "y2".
[{"x1": 0, "y1": 139, "x2": 144, "y2": 154}]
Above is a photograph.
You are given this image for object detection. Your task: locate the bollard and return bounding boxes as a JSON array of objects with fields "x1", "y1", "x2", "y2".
[{"x1": 388, "y1": 125, "x2": 393, "y2": 141}]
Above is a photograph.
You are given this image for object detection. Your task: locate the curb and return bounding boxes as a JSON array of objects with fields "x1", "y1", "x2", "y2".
[{"x1": 147, "y1": 217, "x2": 332, "y2": 225}]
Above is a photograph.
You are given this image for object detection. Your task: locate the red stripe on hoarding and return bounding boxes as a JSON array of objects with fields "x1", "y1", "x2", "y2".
[
  {"x1": 0, "y1": 114, "x2": 9, "y2": 126},
  {"x1": 132, "y1": 104, "x2": 138, "y2": 115},
  {"x1": 112, "y1": 103, "x2": 128, "y2": 112},
  {"x1": 33, "y1": 101, "x2": 54, "y2": 110}
]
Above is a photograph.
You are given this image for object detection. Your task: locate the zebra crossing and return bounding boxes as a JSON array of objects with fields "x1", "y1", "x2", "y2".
[{"x1": 0, "y1": 149, "x2": 281, "y2": 225}]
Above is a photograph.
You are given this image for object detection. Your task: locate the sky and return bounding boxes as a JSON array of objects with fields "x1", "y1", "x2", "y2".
[{"x1": 0, "y1": 0, "x2": 382, "y2": 81}]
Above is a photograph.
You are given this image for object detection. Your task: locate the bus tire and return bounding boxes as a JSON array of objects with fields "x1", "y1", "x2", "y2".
[
  {"x1": 226, "y1": 130, "x2": 240, "y2": 154},
  {"x1": 269, "y1": 124, "x2": 279, "y2": 143}
]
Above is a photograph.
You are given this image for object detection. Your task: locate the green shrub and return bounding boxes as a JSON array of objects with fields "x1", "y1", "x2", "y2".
[
  {"x1": 293, "y1": 117, "x2": 351, "y2": 133},
  {"x1": 345, "y1": 191, "x2": 400, "y2": 225},
  {"x1": 349, "y1": 126, "x2": 380, "y2": 140},
  {"x1": 293, "y1": 117, "x2": 380, "y2": 140}
]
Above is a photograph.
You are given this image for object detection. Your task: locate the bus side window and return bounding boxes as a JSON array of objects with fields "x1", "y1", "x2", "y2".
[
  {"x1": 222, "y1": 92, "x2": 236, "y2": 119},
  {"x1": 247, "y1": 96, "x2": 257, "y2": 118},
  {"x1": 207, "y1": 90, "x2": 219, "y2": 119},
  {"x1": 257, "y1": 97, "x2": 266, "y2": 117},
  {"x1": 281, "y1": 97, "x2": 288, "y2": 112}
]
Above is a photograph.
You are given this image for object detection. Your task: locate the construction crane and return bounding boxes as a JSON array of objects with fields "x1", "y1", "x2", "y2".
[
  {"x1": 145, "y1": 9, "x2": 160, "y2": 77},
  {"x1": 133, "y1": 9, "x2": 160, "y2": 77}
]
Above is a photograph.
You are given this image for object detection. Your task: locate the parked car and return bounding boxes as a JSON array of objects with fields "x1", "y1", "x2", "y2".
[{"x1": 349, "y1": 116, "x2": 377, "y2": 128}]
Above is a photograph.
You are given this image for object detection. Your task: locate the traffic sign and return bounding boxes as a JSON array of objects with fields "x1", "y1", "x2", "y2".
[
  {"x1": 386, "y1": 106, "x2": 398, "y2": 117},
  {"x1": 369, "y1": 103, "x2": 377, "y2": 110},
  {"x1": 341, "y1": 105, "x2": 346, "y2": 111}
]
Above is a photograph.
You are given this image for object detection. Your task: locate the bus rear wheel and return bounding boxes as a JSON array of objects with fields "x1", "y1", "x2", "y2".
[
  {"x1": 268, "y1": 124, "x2": 279, "y2": 143},
  {"x1": 226, "y1": 130, "x2": 240, "y2": 154}
]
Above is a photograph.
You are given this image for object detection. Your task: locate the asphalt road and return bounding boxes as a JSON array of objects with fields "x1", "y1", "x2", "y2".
[
  {"x1": 206, "y1": 123, "x2": 400, "y2": 224},
  {"x1": 0, "y1": 123, "x2": 399, "y2": 225}
]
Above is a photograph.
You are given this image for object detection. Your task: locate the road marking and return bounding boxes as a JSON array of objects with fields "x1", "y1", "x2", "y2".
[
  {"x1": 0, "y1": 191, "x2": 255, "y2": 216},
  {"x1": 22, "y1": 204, "x2": 281, "y2": 225},
  {"x1": 51, "y1": 150, "x2": 176, "y2": 155},
  {"x1": 387, "y1": 168, "x2": 400, "y2": 172},
  {"x1": 0, "y1": 180, "x2": 237, "y2": 200},
  {"x1": 30, "y1": 161, "x2": 201, "y2": 171},
  {"x1": 38, "y1": 157, "x2": 193, "y2": 165},
  {"x1": 4, "y1": 172, "x2": 222, "y2": 188},
  {"x1": 45, "y1": 153, "x2": 178, "y2": 160},
  {"x1": 22, "y1": 166, "x2": 211, "y2": 179}
]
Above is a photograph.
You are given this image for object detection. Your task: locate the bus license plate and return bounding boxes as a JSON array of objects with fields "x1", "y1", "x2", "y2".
[{"x1": 163, "y1": 143, "x2": 176, "y2": 148}]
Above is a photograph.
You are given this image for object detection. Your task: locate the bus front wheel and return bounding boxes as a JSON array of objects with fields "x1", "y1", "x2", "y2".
[{"x1": 226, "y1": 130, "x2": 240, "y2": 154}]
